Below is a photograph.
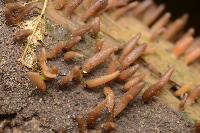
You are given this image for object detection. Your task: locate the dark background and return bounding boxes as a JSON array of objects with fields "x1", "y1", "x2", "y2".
[{"x1": 154, "y1": 0, "x2": 200, "y2": 36}]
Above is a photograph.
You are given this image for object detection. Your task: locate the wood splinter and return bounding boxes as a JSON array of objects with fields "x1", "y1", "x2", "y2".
[
  {"x1": 85, "y1": 71, "x2": 120, "y2": 89},
  {"x1": 81, "y1": 0, "x2": 108, "y2": 22},
  {"x1": 142, "y1": 67, "x2": 174, "y2": 103}
]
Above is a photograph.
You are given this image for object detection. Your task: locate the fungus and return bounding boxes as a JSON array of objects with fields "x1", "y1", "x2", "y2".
[
  {"x1": 123, "y1": 75, "x2": 144, "y2": 92},
  {"x1": 114, "y1": 82, "x2": 145, "y2": 117},
  {"x1": 82, "y1": 47, "x2": 115, "y2": 73},
  {"x1": 85, "y1": 71, "x2": 120, "y2": 89},
  {"x1": 121, "y1": 44, "x2": 147, "y2": 69},
  {"x1": 27, "y1": 72, "x2": 46, "y2": 93},
  {"x1": 119, "y1": 64, "x2": 139, "y2": 81},
  {"x1": 81, "y1": 0, "x2": 108, "y2": 22},
  {"x1": 185, "y1": 86, "x2": 200, "y2": 107},
  {"x1": 119, "y1": 33, "x2": 141, "y2": 62},
  {"x1": 142, "y1": 67, "x2": 174, "y2": 103},
  {"x1": 64, "y1": 51, "x2": 84, "y2": 61}
]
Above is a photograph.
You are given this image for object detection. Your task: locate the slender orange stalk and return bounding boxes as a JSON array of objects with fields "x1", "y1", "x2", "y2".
[
  {"x1": 46, "y1": 41, "x2": 66, "y2": 59},
  {"x1": 119, "y1": 33, "x2": 141, "y2": 62},
  {"x1": 82, "y1": 47, "x2": 115, "y2": 73},
  {"x1": 184, "y1": 47, "x2": 200, "y2": 65},
  {"x1": 132, "y1": 0, "x2": 153, "y2": 18},
  {"x1": 38, "y1": 48, "x2": 57, "y2": 80},
  {"x1": 142, "y1": 67, "x2": 174, "y2": 103},
  {"x1": 64, "y1": 51, "x2": 83, "y2": 61},
  {"x1": 119, "y1": 64, "x2": 139, "y2": 81},
  {"x1": 114, "y1": 82, "x2": 145, "y2": 117},
  {"x1": 87, "y1": 100, "x2": 107, "y2": 129},
  {"x1": 112, "y1": 2, "x2": 138, "y2": 20},
  {"x1": 173, "y1": 36, "x2": 194, "y2": 58},
  {"x1": 162, "y1": 14, "x2": 189, "y2": 41},
  {"x1": 27, "y1": 72, "x2": 46, "y2": 93},
  {"x1": 121, "y1": 44, "x2": 147, "y2": 69},
  {"x1": 150, "y1": 28, "x2": 165, "y2": 42},
  {"x1": 150, "y1": 12, "x2": 171, "y2": 34},
  {"x1": 63, "y1": 36, "x2": 82, "y2": 50},
  {"x1": 143, "y1": 4, "x2": 165, "y2": 26},
  {"x1": 123, "y1": 75, "x2": 144, "y2": 92},
  {"x1": 85, "y1": 71, "x2": 120, "y2": 89},
  {"x1": 81, "y1": 0, "x2": 108, "y2": 22},
  {"x1": 72, "y1": 17, "x2": 100, "y2": 37}
]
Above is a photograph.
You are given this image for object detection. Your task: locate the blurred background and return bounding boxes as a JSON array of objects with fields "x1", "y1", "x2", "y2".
[{"x1": 154, "y1": 0, "x2": 200, "y2": 35}]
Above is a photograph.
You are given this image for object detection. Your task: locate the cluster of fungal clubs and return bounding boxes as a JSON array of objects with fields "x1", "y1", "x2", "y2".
[{"x1": 4, "y1": 0, "x2": 200, "y2": 132}]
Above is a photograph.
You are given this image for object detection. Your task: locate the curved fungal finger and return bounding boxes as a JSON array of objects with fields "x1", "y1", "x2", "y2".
[
  {"x1": 119, "y1": 64, "x2": 139, "y2": 81},
  {"x1": 27, "y1": 72, "x2": 46, "y2": 93},
  {"x1": 81, "y1": 0, "x2": 108, "y2": 22},
  {"x1": 75, "y1": 116, "x2": 88, "y2": 133},
  {"x1": 82, "y1": 47, "x2": 115, "y2": 73},
  {"x1": 132, "y1": 0, "x2": 153, "y2": 18},
  {"x1": 119, "y1": 33, "x2": 141, "y2": 62},
  {"x1": 106, "y1": 0, "x2": 128, "y2": 10},
  {"x1": 123, "y1": 75, "x2": 144, "y2": 92},
  {"x1": 101, "y1": 122, "x2": 117, "y2": 132},
  {"x1": 38, "y1": 48, "x2": 57, "y2": 80},
  {"x1": 150, "y1": 12, "x2": 171, "y2": 34},
  {"x1": 184, "y1": 47, "x2": 200, "y2": 65},
  {"x1": 63, "y1": 36, "x2": 82, "y2": 51},
  {"x1": 72, "y1": 17, "x2": 100, "y2": 37},
  {"x1": 87, "y1": 100, "x2": 107, "y2": 129},
  {"x1": 121, "y1": 44, "x2": 147, "y2": 69},
  {"x1": 104, "y1": 87, "x2": 115, "y2": 113},
  {"x1": 142, "y1": 4, "x2": 165, "y2": 26},
  {"x1": 162, "y1": 14, "x2": 189, "y2": 41},
  {"x1": 58, "y1": 66, "x2": 82, "y2": 87},
  {"x1": 54, "y1": 0, "x2": 67, "y2": 10},
  {"x1": 185, "y1": 86, "x2": 200, "y2": 107},
  {"x1": 112, "y1": 2, "x2": 138, "y2": 20},
  {"x1": 182, "y1": 28, "x2": 195, "y2": 39},
  {"x1": 64, "y1": 51, "x2": 84, "y2": 61},
  {"x1": 175, "y1": 83, "x2": 191, "y2": 97},
  {"x1": 14, "y1": 29, "x2": 32, "y2": 41},
  {"x1": 142, "y1": 67, "x2": 174, "y2": 103},
  {"x1": 65, "y1": 0, "x2": 83, "y2": 16},
  {"x1": 173, "y1": 36, "x2": 194, "y2": 58},
  {"x1": 114, "y1": 82, "x2": 145, "y2": 117},
  {"x1": 106, "y1": 54, "x2": 120, "y2": 74},
  {"x1": 46, "y1": 41, "x2": 66, "y2": 59},
  {"x1": 85, "y1": 71, "x2": 120, "y2": 89}
]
